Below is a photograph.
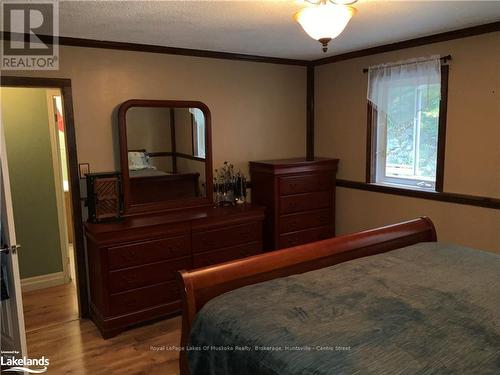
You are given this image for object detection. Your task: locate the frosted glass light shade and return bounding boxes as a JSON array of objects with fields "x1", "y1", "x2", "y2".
[{"x1": 294, "y1": 4, "x2": 356, "y2": 51}]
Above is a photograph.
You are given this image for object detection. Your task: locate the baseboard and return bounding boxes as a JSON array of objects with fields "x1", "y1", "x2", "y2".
[{"x1": 21, "y1": 271, "x2": 65, "y2": 292}]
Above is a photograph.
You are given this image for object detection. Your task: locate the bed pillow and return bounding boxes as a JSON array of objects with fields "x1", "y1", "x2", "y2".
[{"x1": 128, "y1": 151, "x2": 152, "y2": 171}]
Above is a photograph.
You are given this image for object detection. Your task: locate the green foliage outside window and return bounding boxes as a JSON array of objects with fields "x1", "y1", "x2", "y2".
[{"x1": 385, "y1": 84, "x2": 440, "y2": 179}]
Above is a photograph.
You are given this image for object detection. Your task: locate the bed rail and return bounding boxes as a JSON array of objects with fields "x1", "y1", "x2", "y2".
[{"x1": 178, "y1": 216, "x2": 437, "y2": 374}]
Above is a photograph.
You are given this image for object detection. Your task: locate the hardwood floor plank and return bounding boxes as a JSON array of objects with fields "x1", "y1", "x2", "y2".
[
  {"x1": 26, "y1": 317, "x2": 181, "y2": 374},
  {"x1": 22, "y1": 282, "x2": 79, "y2": 332},
  {"x1": 23, "y1": 277, "x2": 181, "y2": 374}
]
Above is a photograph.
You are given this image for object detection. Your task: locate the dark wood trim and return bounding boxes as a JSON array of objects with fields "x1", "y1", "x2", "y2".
[
  {"x1": 175, "y1": 153, "x2": 206, "y2": 163},
  {"x1": 190, "y1": 113, "x2": 195, "y2": 157},
  {"x1": 0, "y1": 76, "x2": 90, "y2": 318},
  {"x1": 170, "y1": 108, "x2": 177, "y2": 174},
  {"x1": 435, "y1": 65, "x2": 449, "y2": 192},
  {"x1": 306, "y1": 64, "x2": 315, "y2": 161},
  {"x1": 336, "y1": 179, "x2": 500, "y2": 210},
  {"x1": 146, "y1": 151, "x2": 172, "y2": 158},
  {"x1": 313, "y1": 22, "x2": 500, "y2": 66},
  {"x1": 365, "y1": 102, "x2": 376, "y2": 183},
  {"x1": 118, "y1": 99, "x2": 213, "y2": 215},
  {"x1": 0, "y1": 76, "x2": 72, "y2": 88},
  {"x1": 0, "y1": 32, "x2": 309, "y2": 67},
  {"x1": 2, "y1": 22, "x2": 498, "y2": 69},
  {"x1": 178, "y1": 217, "x2": 437, "y2": 375}
]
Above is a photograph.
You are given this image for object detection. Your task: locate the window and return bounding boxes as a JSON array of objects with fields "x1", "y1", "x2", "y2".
[
  {"x1": 367, "y1": 58, "x2": 448, "y2": 191},
  {"x1": 190, "y1": 108, "x2": 206, "y2": 159}
]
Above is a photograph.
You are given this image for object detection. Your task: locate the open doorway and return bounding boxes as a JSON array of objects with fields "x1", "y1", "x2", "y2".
[{"x1": 0, "y1": 86, "x2": 78, "y2": 333}]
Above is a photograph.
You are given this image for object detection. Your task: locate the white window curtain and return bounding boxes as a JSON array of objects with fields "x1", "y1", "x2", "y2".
[{"x1": 367, "y1": 56, "x2": 441, "y2": 113}]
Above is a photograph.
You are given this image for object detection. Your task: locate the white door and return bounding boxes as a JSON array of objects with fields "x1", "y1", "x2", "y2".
[{"x1": 0, "y1": 117, "x2": 27, "y2": 361}]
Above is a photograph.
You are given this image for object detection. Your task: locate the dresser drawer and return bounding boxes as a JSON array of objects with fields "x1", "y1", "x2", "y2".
[
  {"x1": 108, "y1": 256, "x2": 191, "y2": 293},
  {"x1": 193, "y1": 242, "x2": 262, "y2": 268},
  {"x1": 279, "y1": 174, "x2": 331, "y2": 196},
  {"x1": 109, "y1": 281, "x2": 179, "y2": 316},
  {"x1": 192, "y1": 222, "x2": 262, "y2": 253},
  {"x1": 107, "y1": 235, "x2": 190, "y2": 270},
  {"x1": 278, "y1": 226, "x2": 332, "y2": 248},
  {"x1": 279, "y1": 208, "x2": 331, "y2": 234},
  {"x1": 279, "y1": 191, "x2": 331, "y2": 214}
]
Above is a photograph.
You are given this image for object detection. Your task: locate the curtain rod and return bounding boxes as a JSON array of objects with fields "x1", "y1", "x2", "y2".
[{"x1": 362, "y1": 55, "x2": 452, "y2": 73}]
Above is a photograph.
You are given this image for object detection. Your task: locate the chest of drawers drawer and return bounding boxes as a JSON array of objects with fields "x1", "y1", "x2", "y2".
[
  {"x1": 108, "y1": 256, "x2": 191, "y2": 293},
  {"x1": 85, "y1": 203, "x2": 265, "y2": 338},
  {"x1": 107, "y1": 235, "x2": 190, "y2": 270},
  {"x1": 279, "y1": 191, "x2": 331, "y2": 214},
  {"x1": 279, "y1": 174, "x2": 332, "y2": 196},
  {"x1": 193, "y1": 242, "x2": 262, "y2": 268},
  {"x1": 109, "y1": 281, "x2": 179, "y2": 316},
  {"x1": 279, "y1": 208, "x2": 331, "y2": 234},
  {"x1": 192, "y1": 222, "x2": 262, "y2": 253},
  {"x1": 278, "y1": 226, "x2": 332, "y2": 248}
]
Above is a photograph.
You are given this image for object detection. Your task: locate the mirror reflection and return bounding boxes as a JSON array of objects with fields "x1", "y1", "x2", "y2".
[{"x1": 125, "y1": 106, "x2": 207, "y2": 204}]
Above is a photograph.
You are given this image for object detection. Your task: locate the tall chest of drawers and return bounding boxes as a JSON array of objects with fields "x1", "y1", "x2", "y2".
[
  {"x1": 84, "y1": 204, "x2": 265, "y2": 338},
  {"x1": 249, "y1": 158, "x2": 338, "y2": 250}
]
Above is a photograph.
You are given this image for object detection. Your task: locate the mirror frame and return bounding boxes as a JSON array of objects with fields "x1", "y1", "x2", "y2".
[{"x1": 118, "y1": 99, "x2": 213, "y2": 215}]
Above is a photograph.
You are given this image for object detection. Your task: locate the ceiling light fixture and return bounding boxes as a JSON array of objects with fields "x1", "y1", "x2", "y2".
[{"x1": 294, "y1": 0, "x2": 357, "y2": 53}]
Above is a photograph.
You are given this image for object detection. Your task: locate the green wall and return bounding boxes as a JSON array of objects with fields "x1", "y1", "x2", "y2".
[{"x1": 1, "y1": 87, "x2": 63, "y2": 279}]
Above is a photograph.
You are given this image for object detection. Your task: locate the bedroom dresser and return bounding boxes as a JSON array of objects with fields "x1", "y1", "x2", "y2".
[
  {"x1": 84, "y1": 203, "x2": 265, "y2": 338},
  {"x1": 250, "y1": 158, "x2": 338, "y2": 250},
  {"x1": 84, "y1": 99, "x2": 266, "y2": 338}
]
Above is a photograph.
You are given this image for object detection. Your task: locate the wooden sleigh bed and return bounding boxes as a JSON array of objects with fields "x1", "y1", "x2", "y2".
[{"x1": 177, "y1": 217, "x2": 500, "y2": 375}]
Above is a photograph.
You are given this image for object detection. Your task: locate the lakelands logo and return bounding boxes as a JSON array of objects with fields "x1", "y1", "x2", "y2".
[
  {"x1": 1, "y1": 352, "x2": 49, "y2": 373},
  {"x1": 1, "y1": 0, "x2": 59, "y2": 70}
]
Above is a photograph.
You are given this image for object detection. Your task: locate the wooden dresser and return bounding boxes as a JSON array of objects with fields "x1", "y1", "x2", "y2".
[
  {"x1": 84, "y1": 204, "x2": 265, "y2": 338},
  {"x1": 250, "y1": 158, "x2": 338, "y2": 250}
]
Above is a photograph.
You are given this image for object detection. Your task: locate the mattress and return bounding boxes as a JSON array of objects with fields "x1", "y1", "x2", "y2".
[{"x1": 188, "y1": 242, "x2": 500, "y2": 374}]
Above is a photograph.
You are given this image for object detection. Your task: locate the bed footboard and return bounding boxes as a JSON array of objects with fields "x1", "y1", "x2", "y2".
[{"x1": 178, "y1": 217, "x2": 437, "y2": 375}]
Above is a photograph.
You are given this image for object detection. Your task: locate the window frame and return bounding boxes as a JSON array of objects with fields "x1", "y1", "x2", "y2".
[{"x1": 366, "y1": 65, "x2": 449, "y2": 192}]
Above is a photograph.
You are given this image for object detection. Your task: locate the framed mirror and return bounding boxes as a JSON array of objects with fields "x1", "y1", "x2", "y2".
[{"x1": 118, "y1": 99, "x2": 213, "y2": 215}]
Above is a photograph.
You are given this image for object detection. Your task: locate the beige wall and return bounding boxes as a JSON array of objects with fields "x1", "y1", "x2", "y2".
[
  {"x1": 3, "y1": 45, "x2": 307, "y2": 177},
  {"x1": 316, "y1": 32, "x2": 500, "y2": 253},
  {"x1": 126, "y1": 107, "x2": 172, "y2": 153}
]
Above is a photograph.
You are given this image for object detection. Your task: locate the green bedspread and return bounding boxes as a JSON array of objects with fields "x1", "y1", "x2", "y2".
[{"x1": 188, "y1": 242, "x2": 500, "y2": 374}]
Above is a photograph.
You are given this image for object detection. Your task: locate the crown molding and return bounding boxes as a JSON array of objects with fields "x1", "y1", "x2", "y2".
[
  {"x1": 313, "y1": 21, "x2": 500, "y2": 66},
  {"x1": 0, "y1": 32, "x2": 310, "y2": 67},
  {"x1": 1, "y1": 21, "x2": 499, "y2": 67}
]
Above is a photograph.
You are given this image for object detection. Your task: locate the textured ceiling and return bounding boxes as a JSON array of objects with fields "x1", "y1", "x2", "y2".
[{"x1": 56, "y1": 1, "x2": 500, "y2": 60}]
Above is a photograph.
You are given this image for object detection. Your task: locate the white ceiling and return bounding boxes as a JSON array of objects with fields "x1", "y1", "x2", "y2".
[{"x1": 57, "y1": 1, "x2": 500, "y2": 60}]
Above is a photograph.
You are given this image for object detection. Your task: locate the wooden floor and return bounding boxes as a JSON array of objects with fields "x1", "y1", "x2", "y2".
[
  {"x1": 22, "y1": 282, "x2": 79, "y2": 332},
  {"x1": 27, "y1": 317, "x2": 181, "y2": 374},
  {"x1": 23, "y1": 282, "x2": 181, "y2": 374}
]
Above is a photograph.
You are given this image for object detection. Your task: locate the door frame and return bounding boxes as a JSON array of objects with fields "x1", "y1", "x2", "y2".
[
  {"x1": 1, "y1": 120, "x2": 28, "y2": 359},
  {"x1": 1, "y1": 76, "x2": 89, "y2": 318},
  {"x1": 46, "y1": 88, "x2": 72, "y2": 285}
]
